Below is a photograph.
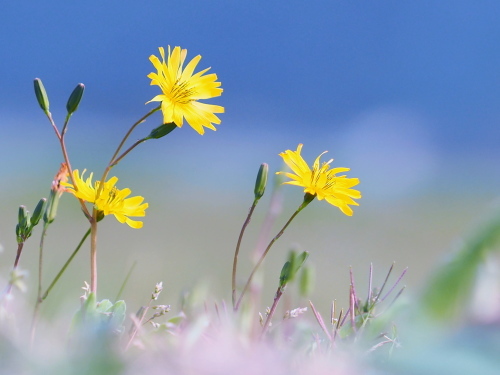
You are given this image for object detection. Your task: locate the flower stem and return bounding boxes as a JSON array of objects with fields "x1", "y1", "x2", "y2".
[
  {"x1": 232, "y1": 199, "x2": 258, "y2": 309},
  {"x1": 234, "y1": 195, "x2": 313, "y2": 311},
  {"x1": 3, "y1": 242, "x2": 25, "y2": 296},
  {"x1": 36, "y1": 223, "x2": 49, "y2": 303},
  {"x1": 109, "y1": 139, "x2": 147, "y2": 168},
  {"x1": 90, "y1": 215, "x2": 98, "y2": 294},
  {"x1": 30, "y1": 227, "x2": 90, "y2": 345},
  {"x1": 41, "y1": 228, "x2": 91, "y2": 301},
  {"x1": 30, "y1": 222, "x2": 49, "y2": 348},
  {"x1": 96, "y1": 106, "x2": 160, "y2": 199},
  {"x1": 261, "y1": 287, "x2": 284, "y2": 337},
  {"x1": 45, "y1": 112, "x2": 91, "y2": 218}
]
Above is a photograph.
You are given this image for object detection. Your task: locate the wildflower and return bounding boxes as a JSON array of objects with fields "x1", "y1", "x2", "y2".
[
  {"x1": 62, "y1": 170, "x2": 148, "y2": 228},
  {"x1": 277, "y1": 144, "x2": 361, "y2": 216},
  {"x1": 147, "y1": 46, "x2": 224, "y2": 135}
]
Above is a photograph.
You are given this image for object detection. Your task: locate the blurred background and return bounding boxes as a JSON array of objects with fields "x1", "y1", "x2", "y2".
[{"x1": 1, "y1": 1, "x2": 499, "y2": 318}]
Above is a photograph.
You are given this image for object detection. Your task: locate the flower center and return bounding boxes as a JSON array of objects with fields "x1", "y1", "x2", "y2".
[{"x1": 170, "y1": 79, "x2": 195, "y2": 104}]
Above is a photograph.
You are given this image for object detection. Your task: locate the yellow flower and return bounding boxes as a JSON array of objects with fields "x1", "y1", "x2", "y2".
[
  {"x1": 277, "y1": 144, "x2": 361, "y2": 216},
  {"x1": 147, "y1": 46, "x2": 224, "y2": 135},
  {"x1": 62, "y1": 170, "x2": 148, "y2": 228}
]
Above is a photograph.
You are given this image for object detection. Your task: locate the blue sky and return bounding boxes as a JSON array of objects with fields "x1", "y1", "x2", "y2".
[{"x1": 1, "y1": 1, "x2": 500, "y2": 199}]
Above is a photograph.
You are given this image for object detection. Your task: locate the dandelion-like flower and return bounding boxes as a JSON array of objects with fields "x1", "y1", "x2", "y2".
[
  {"x1": 277, "y1": 144, "x2": 361, "y2": 216},
  {"x1": 147, "y1": 46, "x2": 224, "y2": 135},
  {"x1": 62, "y1": 170, "x2": 148, "y2": 228}
]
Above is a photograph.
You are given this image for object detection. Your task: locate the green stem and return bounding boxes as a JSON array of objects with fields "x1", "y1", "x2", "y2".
[
  {"x1": 96, "y1": 106, "x2": 160, "y2": 199},
  {"x1": 90, "y1": 216, "x2": 98, "y2": 294},
  {"x1": 110, "y1": 139, "x2": 147, "y2": 168},
  {"x1": 234, "y1": 196, "x2": 313, "y2": 311},
  {"x1": 30, "y1": 222, "x2": 48, "y2": 348},
  {"x1": 31, "y1": 227, "x2": 89, "y2": 347},
  {"x1": 115, "y1": 261, "x2": 137, "y2": 301},
  {"x1": 37, "y1": 223, "x2": 49, "y2": 303},
  {"x1": 4, "y1": 242, "x2": 25, "y2": 296},
  {"x1": 232, "y1": 199, "x2": 258, "y2": 309},
  {"x1": 46, "y1": 112, "x2": 91, "y2": 219},
  {"x1": 41, "y1": 228, "x2": 91, "y2": 300},
  {"x1": 261, "y1": 287, "x2": 284, "y2": 337}
]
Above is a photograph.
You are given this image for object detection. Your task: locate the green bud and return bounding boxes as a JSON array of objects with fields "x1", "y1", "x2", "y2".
[
  {"x1": 16, "y1": 205, "x2": 32, "y2": 241},
  {"x1": 66, "y1": 83, "x2": 85, "y2": 115},
  {"x1": 15, "y1": 224, "x2": 22, "y2": 243},
  {"x1": 30, "y1": 198, "x2": 47, "y2": 227},
  {"x1": 299, "y1": 265, "x2": 315, "y2": 297},
  {"x1": 279, "y1": 250, "x2": 309, "y2": 288},
  {"x1": 44, "y1": 190, "x2": 60, "y2": 224},
  {"x1": 254, "y1": 163, "x2": 268, "y2": 200},
  {"x1": 144, "y1": 122, "x2": 178, "y2": 140},
  {"x1": 34, "y1": 78, "x2": 50, "y2": 113},
  {"x1": 279, "y1": 261, "x2": 292, "y2": 288},
  {"x1": 18, "y1": 205, "x2": 28, "y2": 225}
]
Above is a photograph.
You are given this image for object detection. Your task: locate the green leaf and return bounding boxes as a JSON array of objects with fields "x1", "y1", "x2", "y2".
[{"x1": 420, "y1": 208, "x2": 500, "y2": 321}]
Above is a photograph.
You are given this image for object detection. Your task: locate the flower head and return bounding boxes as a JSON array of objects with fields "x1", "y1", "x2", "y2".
[
  {"x1": 277, "y1": 144, "x2": 361, "y2": 216},
  {"x1": 62, "y1": 170, "x2": 148, "y2": 228},
  {"x1": 147, "y1": 46, "x2": 224, "y2": 135}
]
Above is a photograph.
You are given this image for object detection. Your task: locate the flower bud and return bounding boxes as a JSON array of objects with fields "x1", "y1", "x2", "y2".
[
  {"x1": 254, "y1": 163, "x2": 268, "y2": 200},
  {"x1": 145, "y1": 122, "x2": 177, "y2": 140},
  {"x1": 66, "y1": 83, "x2": 85, "y2": 115},
  {"x1": 30, "y1": 198, "x2": 47, "y2": 227},
  {"x1": 44, "y1": 190, "x2": 60, "y2": 224},
  {"x1": 279, "y1": 260, "x2": 292, "y2": 289},
  {"x1": 16, "y1": 205, "x2": 32, "y2": 241},
  {"x1": 18, "y1": 205, "x2": 28, "y2": 225},
  {"x1": 279, "y1": 250, "x2": 309, "y2": 288},
  {"x1": 34, "y1": 78, "x2": 50, "y2": 113},
  {"x1": 15, "y1": 224, "x2": 22, "y2": 244}
]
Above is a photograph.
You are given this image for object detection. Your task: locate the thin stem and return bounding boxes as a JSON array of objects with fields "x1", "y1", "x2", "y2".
[
  {"x1": 380, "y1": 267, "x2": 408, "y2": 302},
  {"x1": 232, "y1": 199, "x2": 258, "y2": 309},
  {"x1": 12, "y1": 242, "x2": 24, "y2": 270},
  {"x1": 41, "y1": 228, "x2": 91, "y2": 300},
  {"x1": 374, "y1": 262, "x2": 395, "y2": 304},
  {"x1": 90, "y1": 215, "x2": 98, "y2": 294},
  {"x1": 309, "y1": 300, "x2": 333, "y2": 342},
  {"x1": 261, "y1": 287, "x2": 283, "y2": 337},
  {"x1": 234, "y1": 197, "x2": 312, "y2": 311},
  {"x1": 45, "y1": 112, "x2": 91, "y2": 219},
  {"x1": 115, "y1": 261, "x2": 137, "y2": 301},
  {"x1": 30, "y1": 223, "x2": 50, "y2": 345},
  {"x1": 96, "y1": 106, "x2": 160, "y2": 199},
  {"x1": 109, "y1": 139, "x2": 147, "y2": 168},
  {"x1": 4, "y1": 242, "x2": 25, "y2": 296},
  {"x1": 125, "y1": 301, "x2": 152, "y2": 350},
  {"x1": 37, "y1": 224, "x2": 49, "y2": 304}
]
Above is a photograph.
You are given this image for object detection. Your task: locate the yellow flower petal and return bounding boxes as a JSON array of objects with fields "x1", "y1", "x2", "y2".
[
  {"x1": 147, "y1": 46, "x2": 224, "y2": 135},
  {"x1": 61, "y1": 169, "x2": 148, "y2": 228},
  {"x1": 277, "y1": 144, "x2": 361, "y2": 216}
]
